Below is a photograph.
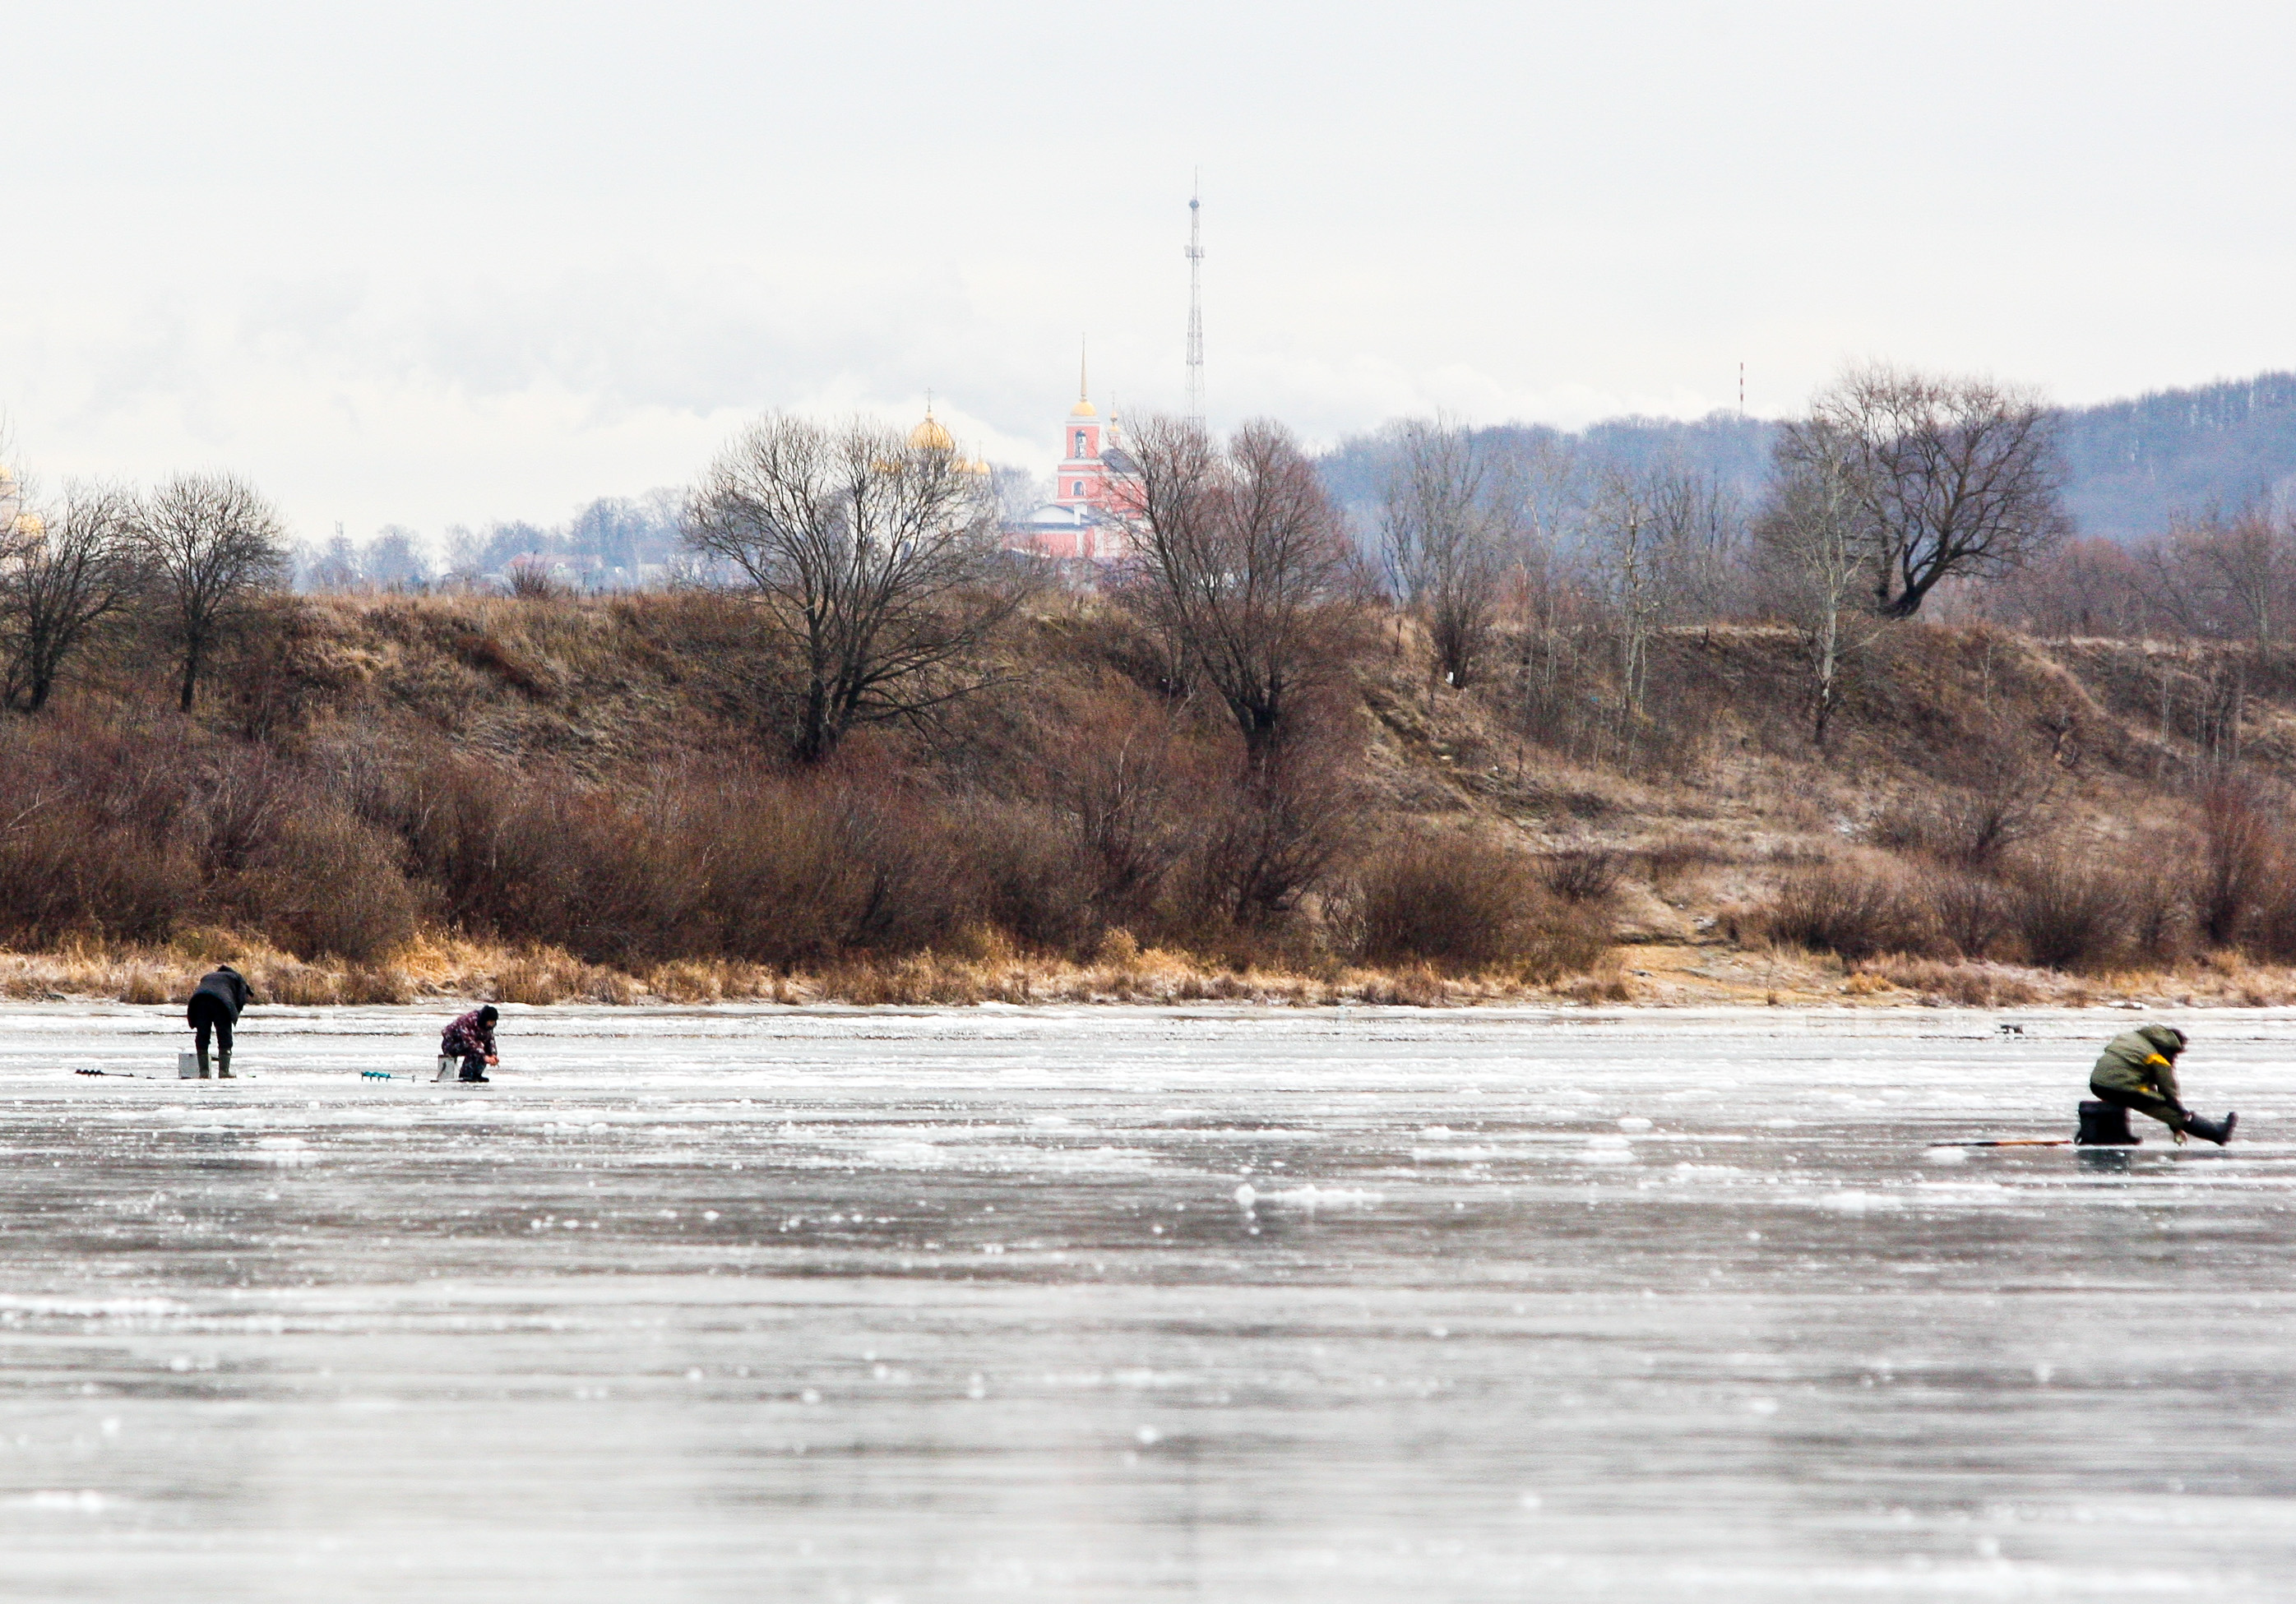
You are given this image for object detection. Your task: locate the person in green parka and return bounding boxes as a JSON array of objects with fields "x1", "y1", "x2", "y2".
[{"x1": 2090, "y1": 1024, "x2": 2237, "y2": 1144}]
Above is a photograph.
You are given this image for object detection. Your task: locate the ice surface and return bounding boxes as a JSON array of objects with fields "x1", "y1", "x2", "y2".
[{"x1": 0, "y1": 1001, "x2": 2292, "y2": 1600}]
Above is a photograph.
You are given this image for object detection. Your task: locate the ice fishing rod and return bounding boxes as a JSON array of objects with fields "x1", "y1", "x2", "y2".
[{"x1": 1928, "y1": 1137, "x2": 2073, "y2": 1148}]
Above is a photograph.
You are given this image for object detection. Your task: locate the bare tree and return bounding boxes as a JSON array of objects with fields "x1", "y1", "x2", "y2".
[
  {"x1": 1115, "y1": 417, "x2": 1353, "y2": 766},
  {"x1": 1585, "y1": 462, "x2": 1735, "y2": 747},
  {"x1": 1806, "y1": 363, "x2": 2071, "y2": 617},
  {"x1": 1378, "y1": 415, "x2": 1510, "y2": 688},
  {"x1": 0, "y1": 479, "x2": 140, "y2": 713},
  {"x1": 366, "y1": 526, "x2": 433, "y2": 589},
  {"x1": 134, "y1": 473, "x2": 289, "y2": 712},
  {"x1": 1756, "y1": 425, "x2": 1877, "y2": 744},
  {"x1": 299, "y1": 528, "x2": 363, "y2": 593},
  {"x1": 681, "y1": 413, "x2": 1020, "y2": 764},
  {"x1": 2142, "y1": 501, "x2": 2296, "y2": 645}
]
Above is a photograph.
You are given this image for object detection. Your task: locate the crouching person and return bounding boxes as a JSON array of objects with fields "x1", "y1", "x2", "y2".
[
  {"x1": 187, "y1": 965, "x2": 254, "y2": 1079},
  {"x1": 2090, "y1": 1024, "x2": 2237, "y2": 1145},
  {"x1": 442, "y1": 1005, "x2": 500, "y2": 1084}
]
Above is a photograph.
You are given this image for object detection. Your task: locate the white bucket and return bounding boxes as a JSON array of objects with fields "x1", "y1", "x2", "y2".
[
  {"x1": 178, "y1": 1052, "x2": 205, "y2": 1079},
  {"x1": 434, "y1": 1056, "x2": 456, "y2": 1082}
]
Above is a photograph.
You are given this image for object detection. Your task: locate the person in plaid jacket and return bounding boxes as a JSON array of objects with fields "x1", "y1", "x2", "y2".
[{"x1": 441, "y1": 1005, "x2": 500, "y2": 1083}]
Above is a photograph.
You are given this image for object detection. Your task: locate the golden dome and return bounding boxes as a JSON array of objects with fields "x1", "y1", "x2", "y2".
[
  {"x1": 910, "y1": 409, "x2": 956, "y2": 451},
  {"x1": 12, "y1": 512, "x2": 45, "y2": 540},
  {"x1": 1068, "y1": 397, "x2": 1098, "y2": 418}
]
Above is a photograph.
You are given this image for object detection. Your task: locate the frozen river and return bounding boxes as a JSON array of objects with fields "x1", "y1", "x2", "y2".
[{"x1": 0, "y1": 1003, "x2": 2289, "y2": 1602}]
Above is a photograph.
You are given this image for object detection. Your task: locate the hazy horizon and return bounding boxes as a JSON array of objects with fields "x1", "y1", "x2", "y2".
[{"x1": 5, "y1": 2, "x2": 2294, "y2": 541}]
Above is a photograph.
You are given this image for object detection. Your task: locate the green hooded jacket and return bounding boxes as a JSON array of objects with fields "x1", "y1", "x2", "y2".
[{"x1": 2090, "y1": 1024, "x2": 2187, "y2": 1107}]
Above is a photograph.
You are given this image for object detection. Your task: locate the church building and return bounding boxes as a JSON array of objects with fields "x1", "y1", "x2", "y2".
[{"x1": 1007, "y1": 355, "x2": 1141, "y2": 564}]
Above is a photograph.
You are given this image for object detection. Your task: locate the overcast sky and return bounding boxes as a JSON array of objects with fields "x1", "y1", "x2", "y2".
[{"x1": 3, "y1": 1, "x2": 2292, "y2": 540}]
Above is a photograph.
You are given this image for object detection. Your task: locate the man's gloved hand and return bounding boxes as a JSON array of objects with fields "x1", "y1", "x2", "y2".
[{"x1": 2173, "y1": 1128, "x2": 2188, "y2": 1145}]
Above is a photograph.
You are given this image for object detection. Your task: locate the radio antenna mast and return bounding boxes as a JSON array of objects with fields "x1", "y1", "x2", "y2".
[{"x1": 1185, "y1": 175, "x2": 1205, "y2": 425}]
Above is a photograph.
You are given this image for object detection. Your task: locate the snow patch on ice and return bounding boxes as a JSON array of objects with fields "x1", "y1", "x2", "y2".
[
  {"x1": 1812, "y1": 1191, "x2": 1900, "y2": 1213},
  {"x1": 18, "y1": 1491, "x2": 109, "y2": 1513},
  {"x1": 863, "y1": 1141, "x2": 951, "y2": 1168},
  {"x1": 1264, "y1": 1186, "x2": 1383, "y2": 1209},
  {"x1": 1576, "y1": 1135, "x2": 1637, "y2": 1165},
  {"x1": 0, "y1": 1296, "x2": 183, "y2": 1317}
]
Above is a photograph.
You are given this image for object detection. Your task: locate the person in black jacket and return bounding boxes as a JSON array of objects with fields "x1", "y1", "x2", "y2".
[{"x1": 186, "y1": 966, "x2": 254, "y2": 1079}]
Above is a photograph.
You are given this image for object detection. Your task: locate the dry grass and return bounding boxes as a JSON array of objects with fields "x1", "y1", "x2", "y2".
[{"x1": 0, "y1": 922, "x2": 1634, "y2": 1010}]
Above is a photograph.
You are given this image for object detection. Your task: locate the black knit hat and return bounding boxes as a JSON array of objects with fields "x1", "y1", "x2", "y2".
[{"x1": 479, "y1": 1005, "x2": 500, "y2": 1024}]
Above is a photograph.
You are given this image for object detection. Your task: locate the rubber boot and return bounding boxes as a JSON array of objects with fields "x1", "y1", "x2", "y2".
[
  {"x1": 196, "y1": 1044, "x2": 211, "y2": 1079},
  {"x1": 215, "y1": 1049, "x2": 234, "y2": 1079},
  {"x1": 2183, "y1": 1112, "x2": 2237, "y2": 1145}
]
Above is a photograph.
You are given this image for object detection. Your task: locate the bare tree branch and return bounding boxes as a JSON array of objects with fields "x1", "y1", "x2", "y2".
[
  {"x1": 1113, "y1": 417, "x2": 1353, "y2": 766},
  {"x1": 1379, "y1": 414, "x2": 1511, "y2": 688},
  {"x1": 680, "y1": 414, "x2": 1025, "y2": 763},
  {"x1": 1806, "y1": 363, "x2": 2071, "y2": 617},
  {"x1": 1757, "y1": 426, "x2": 1882, "y2": 744},
  {"x1": 0, "y1": 478, "x2": 140, "y2": 714},
  {"x1": 133, "y1": 473, "x2": 289, "y2": 712}
]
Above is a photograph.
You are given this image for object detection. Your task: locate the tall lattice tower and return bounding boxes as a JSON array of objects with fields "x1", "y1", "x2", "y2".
[{"x1": 1184, "y1": 179, "x2": 1205, "y2": 424}]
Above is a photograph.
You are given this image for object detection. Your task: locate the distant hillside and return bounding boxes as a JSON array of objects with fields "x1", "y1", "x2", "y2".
[
  {"x1": 1321, "y1": 371, "x2": 2296, "y2": 545},
  {"x1": 2057, "y1": 372, "x2": 2296, "y2": 539}
]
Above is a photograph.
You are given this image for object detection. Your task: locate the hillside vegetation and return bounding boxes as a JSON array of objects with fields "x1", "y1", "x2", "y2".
[{"x1": 10, "y1": 585, "x2": 2296, "y2": 1008}]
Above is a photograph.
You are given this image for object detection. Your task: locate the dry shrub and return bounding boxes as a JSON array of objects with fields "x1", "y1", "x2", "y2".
[
  {"x1": 1761, "y1": 862, "x2": 1933, "y2": 963},
  {"x1": 495, "y1": 950, "x2": 576, "y2": 1005},
  {"x1": 956, "y1": 800, "x2": 1094, "y2": 955},
  {"x1": 1356, "y1": 965, "x2": 1447, "y2": 1006},
  {"x1": 505, "y1": 560, "x2": 567, "y2": 601},
  {"x1": 1181, "y1": 731, "x2": 1360, "y2": 929},
  {"x1": 2004, "y1": 848, "x2": 2124, "y2": 972},
  {"x1": 647, "y1": 959, "x2": 727, "y2": 1004},
  {"x1": 2194, "y1": 777, "x2": 2280, "y2": 948},
  {"x1": 259, "y1": 963, "x2": 342, "y2": 1006},
  {"x1": 1563, "y1": 967, "x2": 1636, "y2": 1005},
  {"x1": 369, "y1": 750, "x2": 970, "y2": 970},
  {"x1": 1340, "y1": 830, "x2": 1609, "y2": 980},
  {"x1": 1029, "y1": 687, "x2": 1215, "y2": 940},
  {"x1": 121, "y1": 966, "x2": 175, "y2": 1005},
  {"x1": 1541, "y1": 848, "x2": 1622, "y2": 903},
  {"x1": 0, "y1": 714, "x2": 196, "y2": 947},
  {"x1": 1870, "y1": 750, "x2": 2052, "y2": 871},
  {"x1": 2118, "y1": 834, "x2": 2196, "y2": 966},
  {"x1": 243, "y1": 803, "x2": 417, "y2": 964},
  {"x1": 1636, "y1": 836, "x2": 1722, "y2": 892},
  {"x1": 1095, "y1": 927, "x2": 1142, "y2": 970},
  {"x1": 1868, "y1": 956, "x2": 2042, "y2": 1006},
  {"x1": 1925, "y1": 869, "x2": 2014, "y2": 960}
]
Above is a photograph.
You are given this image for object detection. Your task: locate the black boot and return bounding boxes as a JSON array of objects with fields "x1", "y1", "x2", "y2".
[
  {"x1": 2183, "y1": 1112, "x2": 2237, "y2": 1145},
  {"x1": 216, "y1": 1050, "x2": 234, "y2": 1079},
  {"x1": 459, "y1": 1065, "x2": 489, "y2": 1084},
  {"x1": 196, "y1": 1045, "x2": 211, "y2": 1078}
]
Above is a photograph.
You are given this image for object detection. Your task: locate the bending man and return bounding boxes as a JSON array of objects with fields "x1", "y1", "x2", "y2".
[
  {"x1": 2090, "y1": 1024, "x2": 2236, "y2": 1144},
  {"x1": 187, "y1": 965, "x2": 254, "y2": 1079},
  {"x1": 441, "y1": 1005, "x2": 500, "y2": 1084}
]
